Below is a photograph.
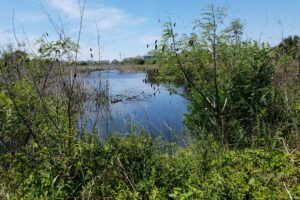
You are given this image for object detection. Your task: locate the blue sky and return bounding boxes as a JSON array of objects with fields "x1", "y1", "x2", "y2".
[{"x1": 0, "y1": 0, "x2": 300, "y2": 60}]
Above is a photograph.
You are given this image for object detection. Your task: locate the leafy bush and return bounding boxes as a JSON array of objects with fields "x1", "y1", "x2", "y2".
[
  {"x1": 155, "y1": 5, "x2": 300, "y2": 146},
  {"x1": 0, "y1": 130, "x2": 299, "y2": 199}
]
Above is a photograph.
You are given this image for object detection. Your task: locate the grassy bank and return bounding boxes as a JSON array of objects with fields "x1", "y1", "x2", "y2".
[{"x1": 76, "y1": 64, "x2": 157, "y2": 73}]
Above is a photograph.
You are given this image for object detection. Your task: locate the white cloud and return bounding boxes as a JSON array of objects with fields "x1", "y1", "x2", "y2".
[
  {"x1": 47, "y1": 0, "x2": 146, "y2": 30},
  {"x1": 48, "y1": 0, "x2": 80, "y2": 18}
]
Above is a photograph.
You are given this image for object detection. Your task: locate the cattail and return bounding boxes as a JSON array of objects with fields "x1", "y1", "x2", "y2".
[
  {"x1": 90, "y1": 48, "x2": 92, "y2": 51},
  {"x1": 189, "y1": 40, "x2": 194, "y2": 46},
  {"x1": 155, "y1": 44, "x2": 158, "y2": 50},
  {"x1": 91, "y1": 53, "x2": 93, "y2": 58},
  {"x1": 155, "y1": 40, "x2": 158, "y2": 44},
  {"x1": 173, "y1": 22, "x2": 176, "y2": 27},
  {"x1": 147, "y1": 44, "x2": 149, "y2": 48}
]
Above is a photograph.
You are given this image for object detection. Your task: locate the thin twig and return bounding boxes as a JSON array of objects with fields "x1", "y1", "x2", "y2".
[
  {"x1": 116, "y1": 157, "x2": 136, "y2": 193},
  {"x1": 283, "y1": 182, "x2": 293, "y2": 200}
]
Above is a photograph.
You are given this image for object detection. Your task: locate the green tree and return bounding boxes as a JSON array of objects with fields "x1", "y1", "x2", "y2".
[{"x1": 156, "y1": 5, "x2": 299, "y2": 146}]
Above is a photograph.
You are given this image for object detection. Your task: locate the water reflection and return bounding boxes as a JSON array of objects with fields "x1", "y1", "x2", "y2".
[{"x1": 77, "y1": 69, "x2": 187, "y2": 141}]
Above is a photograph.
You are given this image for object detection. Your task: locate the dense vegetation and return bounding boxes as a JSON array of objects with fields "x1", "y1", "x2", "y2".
[
  {"x1": 155, "y1": 6, "x2": 300, "y2": 147},
  {"x1": 0, "y1": 5, "x2": 299, "y2": 199}
]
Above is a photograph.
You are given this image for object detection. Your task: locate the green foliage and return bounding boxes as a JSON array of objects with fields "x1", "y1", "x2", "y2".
[
  {"x1": 1, "y1": 4, "x2": 300, "y2": 199},
  {"x1": 144, "y1": 60, "x2": 156, "y2": 65},
  {"x1": 277, "y1": 35, "x2": 300, "y2": 59},
  {"x1": 36, "y1": 37, "x2": 78, "y2": 61},
  {"x1": 121, "y1": 58, "x2": 145, "y2": 65},
  {"x1": 155, "y1": 5, "x2": 300, "y2": 146},
  {"x1": 1, "y1": 50, "x2": 29, "y2": 63},
  {"x1": 111, "y1": 59, "x2": 120, "y2": 65},
  {"x1": 0, "y1": 130, "x2": 299, "y2": 199}
]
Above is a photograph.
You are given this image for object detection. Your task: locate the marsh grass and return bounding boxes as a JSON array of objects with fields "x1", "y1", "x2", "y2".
[{"x1": 76, "y1": 64, "x2": 157, "y2": 74}]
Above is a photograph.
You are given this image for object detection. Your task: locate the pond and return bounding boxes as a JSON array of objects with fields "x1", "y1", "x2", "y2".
[{"x1": 77, "y1": 69, "x2": 188, "y2": 141}]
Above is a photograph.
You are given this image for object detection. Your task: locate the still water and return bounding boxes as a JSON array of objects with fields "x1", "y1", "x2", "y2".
[{"x1": 78, "y1": 70, "x2": 188, "y2": 141}]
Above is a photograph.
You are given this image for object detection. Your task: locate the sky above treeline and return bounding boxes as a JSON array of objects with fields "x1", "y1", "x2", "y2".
[{"x1": 0, "y1": 0, "x2": 300, "y2": 61}]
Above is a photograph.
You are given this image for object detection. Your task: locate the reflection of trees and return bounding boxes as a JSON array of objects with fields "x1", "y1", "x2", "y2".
[{"x1": 77, "y1": 70, "x2": 186, "y2": 140}]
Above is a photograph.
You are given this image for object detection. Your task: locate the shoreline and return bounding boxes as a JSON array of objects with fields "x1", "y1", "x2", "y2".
[{"x1": 75, "y1": 64, "x2": 157, "y2": 73}]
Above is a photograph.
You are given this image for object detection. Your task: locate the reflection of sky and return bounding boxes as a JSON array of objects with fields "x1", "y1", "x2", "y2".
[{"x1": 77, "y1": 70, "x2": 188, "y2": 141}]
